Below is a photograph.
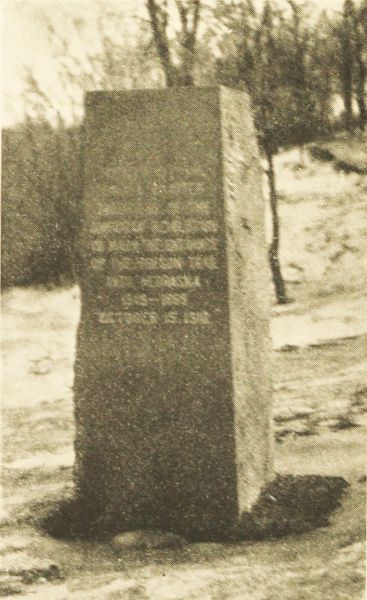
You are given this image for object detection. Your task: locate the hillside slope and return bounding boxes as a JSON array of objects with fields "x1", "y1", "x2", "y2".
[{"x1": 1, "y1": 149, "x2": 366, "y2": 599}]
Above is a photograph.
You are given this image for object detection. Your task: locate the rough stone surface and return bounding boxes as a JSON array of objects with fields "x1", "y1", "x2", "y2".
[{"x1": 74, "y1": 87, "x2": 273, "y2": 539}]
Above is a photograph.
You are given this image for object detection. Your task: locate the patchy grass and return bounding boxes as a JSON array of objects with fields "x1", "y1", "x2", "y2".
[{"x1": 309, "y1": 133, "x2": 367, "y2": 174}]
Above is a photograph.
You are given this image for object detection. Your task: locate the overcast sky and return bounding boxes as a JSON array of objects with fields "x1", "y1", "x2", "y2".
[{"x1": 2, "y1": 0, "x2": 345, "y2": 126}]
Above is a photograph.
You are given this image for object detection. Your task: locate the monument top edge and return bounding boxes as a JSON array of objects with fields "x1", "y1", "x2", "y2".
[{"x1": 85, "y1": 85, "x2": 246, "y2": 103}]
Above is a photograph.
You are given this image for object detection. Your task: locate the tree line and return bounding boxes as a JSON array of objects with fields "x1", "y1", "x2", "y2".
[{"x1": 2, "y1": 0, "x2": 366, "y2": 301}]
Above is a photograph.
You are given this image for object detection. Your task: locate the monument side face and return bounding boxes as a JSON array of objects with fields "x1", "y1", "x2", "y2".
[
  {"x1": 220, "y1": 87, "x2": 273, "y2": 512},
  {"x1": 74, "y1": 87, "x2": 272, "y2": 538}
]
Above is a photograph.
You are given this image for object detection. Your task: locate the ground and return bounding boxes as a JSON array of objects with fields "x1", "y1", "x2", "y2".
[{"x1": 1, "y1": 141, "x2": 366, "y2": 599}]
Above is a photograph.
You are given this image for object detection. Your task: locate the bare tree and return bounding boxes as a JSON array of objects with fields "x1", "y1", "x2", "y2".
[
  {"x1": 146, "y1": 0, "x2": 201, "y2": 86},
  {"x1": 256, "y1": 2, "x2": 289, "y2": 304}
]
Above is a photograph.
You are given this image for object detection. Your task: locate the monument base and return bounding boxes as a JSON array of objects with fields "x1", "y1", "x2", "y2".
[
  {"x1": 41, "y1": 475, "x2": 348, "y2": 543},
  {"x1": 40, "y1": 494, "x2": 238, "y2": 541}
]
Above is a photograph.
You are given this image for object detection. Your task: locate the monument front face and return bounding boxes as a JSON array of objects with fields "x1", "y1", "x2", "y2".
[{"x1": 74, "y1": 87, "x2": 272, "y2": 538}]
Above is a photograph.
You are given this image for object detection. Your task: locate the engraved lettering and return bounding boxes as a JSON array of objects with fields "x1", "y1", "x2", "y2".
[
  {"x1": 98, "y1": 312, "x2": 116, "y2": 324},
  {"x1": 164, "y1": 311, "x2": 179, "y2": 324},
  {"x1": 98, "y1": 311, "x2": 158, "y2": 325},
  {"x1": 91, "y1": 219, "x2": 218, "y2": 237},
  {"x1": 122, "y1": 312, "x2": 159, "y2": 325},
  {"x1": 183, "y1": 311, "x2": 210, "y2": 324},
  {"x1": 107, "y1": 275, "x2": 135, "y2": 288},
  {"x1": 112, "y1": 256, "x2": 184, "y2": 271},
  {"x1": 188, "y1": 255, "x2": 218, "y2": 270},
  {"x1": 143, "y1": 238, "x2": 218, "y2": 253},
  {"x1": 120, "y1": 294, "x2": 152, "y2": 307},
  {"x1": 90, "y1": 240, "x2": 104, "y2": 253},
  {"x1": 150, "y1": 220, "x2": 218, "y2": 235},
  {"x1": 161, "y1": 293, "x2": 188, "y2": 306},
  {"x1": 90, "y1": 257, "x2": 105, "y2": 271},
  {"x1": 97, "y1": 200, "x2": 211, "y2": 218},
  {"x1": 141, "y1": 274, "x2": 201, "y2": 289}
]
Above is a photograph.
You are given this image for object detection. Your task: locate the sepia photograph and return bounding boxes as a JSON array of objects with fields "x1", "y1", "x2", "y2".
[{"x1": 1, "y1": 0, "x2": 366, "y2": 598}]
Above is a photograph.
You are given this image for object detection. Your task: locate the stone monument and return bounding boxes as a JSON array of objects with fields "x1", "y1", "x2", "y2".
[{"x1": 74, "y1": 86, "x2": 273, "y2": 539}]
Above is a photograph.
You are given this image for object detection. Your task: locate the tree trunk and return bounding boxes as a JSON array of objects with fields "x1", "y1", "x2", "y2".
[
  {"x1": 341, "y1": 0, "x2": 355, "y2": 132},
  {"x1": 146, "y1": 0, "x2": 175, "y2": 87},
  {"x1": 355, "y1": 55, "x2": 366, "y2": 131},
  {"x1": 266, "y1": 150, "x2": 289, "y2": 305},
  {"x1": 342, "y1": 78, "x2": 354, "y2": 132}
]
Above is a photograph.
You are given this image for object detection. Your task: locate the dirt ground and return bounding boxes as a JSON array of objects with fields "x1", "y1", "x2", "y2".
[{"x1": 1, "y1": 149, "x2": 366, "y2": 599}]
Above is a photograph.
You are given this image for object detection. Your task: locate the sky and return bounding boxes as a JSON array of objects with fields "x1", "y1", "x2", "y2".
[{"x1": 2, "y1": 0, "x2": 345, "y2": 126}]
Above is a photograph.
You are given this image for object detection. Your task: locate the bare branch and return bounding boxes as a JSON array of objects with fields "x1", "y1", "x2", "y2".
[
  {"x1": 176, "y1": 1, "x2": 189, "y2": 36},
  {"x1": 176, "y1": 0, "x2": 201, "y2": 52},
  {"x1": 146, "y1": 0, "x2": 175, "y2": 85}
]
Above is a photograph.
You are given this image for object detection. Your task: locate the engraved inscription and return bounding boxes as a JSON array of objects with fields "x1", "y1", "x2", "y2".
[
  {"x1": 91, "y1": 219, "x2": 218, "y2": 237},
  {"x1": 141, "y1": 274, "x2": 201, "y2": 288},
  {"x1": 87, "y1": 179, "x2": 222, "y2": 324},
  {"x1": 97, "y1": 199, "x2": 211, "y2": 218},
  {"x1": 150, "y1": 219, "x2": 218, "y2": 235},
  {"x1": 107, "y1": 275, "x2": 135, "y2": 288},
  {"x1": 88, "y1": 206, "x2": 221, "y2": 324},
  {"x1": 90, "y1": 257, "x2": 105, "y2": 270},
  {"x1": 98, "y1": 312, "x2": 116, "y2": 324},
  {"x1": 107, "y1": 237, "x2": 218, "y2": 254},
  {"x1": 183, "y1": 311, "x2": 210, "y2": 325},
  {"x1": 188, "y1": 256, "x2": 218, "y2": 270},
  {"x1": 98, "y1": 311, "x2": 159, "y2": 325},
  {"x1": 120, "y1": 294, "x2": 154, "y2": 307},
  {"x1": 160, "y1": 293, "x2": 188, "y2": 306},
  {"x1": 112, "y1": 256, "x2": 184, "y2": 271},
  {"x1": 164, "y1": 311, "x2": 179, "y2": 324},
  {"x1": 97, "y1": 309, "x2": 211, "y2": 325},
  {"x1": 90, "y1": 240, "x2": 104, "y2": 253},
  {"x1": 143, "y1": 238, "x2": 218, "y2": 253},
  {"x1": 122, "y1": 312, "x2": 159, "y2": 325},
  {"x1": 88, "y1": 206, "x2": 221, "y2": 323}
]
